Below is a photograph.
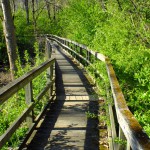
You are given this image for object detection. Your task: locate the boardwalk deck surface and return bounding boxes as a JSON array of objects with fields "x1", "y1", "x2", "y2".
[{"x1": 25, "y1": 43, "x2": 99, "y2": 150}]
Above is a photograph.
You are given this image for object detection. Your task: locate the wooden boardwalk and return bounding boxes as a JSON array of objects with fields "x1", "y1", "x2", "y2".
[{"x1": 25, "y1": 44, "x2": 99, "y2": 150}]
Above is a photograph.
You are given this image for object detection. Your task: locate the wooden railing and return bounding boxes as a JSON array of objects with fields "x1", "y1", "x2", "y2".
[
  {"x1": 0, "y1": 40, "x2": 55, "y2": 149},
  {"x1": 48, "y1": 34, "x2": 150, "y2": 150}
]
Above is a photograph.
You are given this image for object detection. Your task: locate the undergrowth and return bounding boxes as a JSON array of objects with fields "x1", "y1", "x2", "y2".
[
  {"x1": 58, "y1": 0, "x2": 150, "y2": 137},
  {"x1": 0, "y1": 42, "x2": 48, "y2": 149}
]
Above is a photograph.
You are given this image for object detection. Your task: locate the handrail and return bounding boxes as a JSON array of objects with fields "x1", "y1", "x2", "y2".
[
  {"x1": 0, "y1": 59, "x2": 55, "y2": 105},
  {"x1": 0, "y1": 40, "x2": 55, "y2": 149},
  {"x1": 47, "y1": 34, "x2": 150, "y2": 150}
]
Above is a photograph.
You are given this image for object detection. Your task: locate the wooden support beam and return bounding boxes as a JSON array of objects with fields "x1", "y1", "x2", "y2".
[{"x1": 25, "y1": 82, "x2": 34, "y2": 127}]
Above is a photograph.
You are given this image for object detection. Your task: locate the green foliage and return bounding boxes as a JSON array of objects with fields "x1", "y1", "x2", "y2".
[
  {"x1": 58, "y1": 0, "x2": 150, "y2": 136},
  {"x1": 0, "y1": 42, "x2": 48, "y2": 149},
  {"x1": 0, "y1": 90, "x2": 27, "y2": 149},
  {"x1": 0, "y1": 0, "x2": 150, "y2": 147},
  {"x1": 86, "y1": 111, "x2": 97, "y2": 119},
  {"x1": 59, "y1": 0, "x2": 100, "y2": 44},
  {"x1": 114, "y1": 137, "x2": 127, "y2": 145}
]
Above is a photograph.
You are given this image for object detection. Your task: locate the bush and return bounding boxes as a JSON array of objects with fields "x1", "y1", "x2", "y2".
[{"x1": 58, "y1": 0, "x2": 150, "y2": 136}]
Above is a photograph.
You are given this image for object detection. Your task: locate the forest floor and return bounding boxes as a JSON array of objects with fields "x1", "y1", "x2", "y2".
[{"x1": 0, "y1": 71, "x2": 11, "y2": 88}]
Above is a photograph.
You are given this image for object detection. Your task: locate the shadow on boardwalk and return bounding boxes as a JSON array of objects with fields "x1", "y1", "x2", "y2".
[{"x1": 26, "y1": 44, "x2": 99, "y2": 150}]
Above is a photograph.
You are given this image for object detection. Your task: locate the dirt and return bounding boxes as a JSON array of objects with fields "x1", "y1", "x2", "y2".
[{"x1": 0, "y1": 71, "x2": 11, "y2": 88}]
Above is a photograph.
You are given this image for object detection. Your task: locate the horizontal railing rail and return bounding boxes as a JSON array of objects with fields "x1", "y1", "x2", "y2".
[
  {"x1": 0, "y1": 40, "x2": 55, "y2": 149},
  {"x1": 48, "y1": 34, "x2": 150, "y2": 150}
]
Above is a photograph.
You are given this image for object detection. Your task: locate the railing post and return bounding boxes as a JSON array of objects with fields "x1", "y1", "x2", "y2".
[
  {"x1": 65, "y1": 40, "x2": 68, "y2": 52},
  {"x1": 25, "y1": 82, "x2": 34, "y2": 128},
  {"x1": 86, "y1": 50, "x2": 88, "y2": 61},
  {"x1": 126, "y1": 141, "x2": 131, "y2": 150},
  {"x1": 75, "y1": 44, "x2": 78, "y2": 60},
  {"x1": 46, "y1": 37, "x2": 53, "y2": 57},
  {"x1": 86, "y1": 50, "x2": 89, "y2": 66},
  {"x1": 118, "y1": 126, "x2": 126, "y2": 150},
  {"x1": 46, "y1": 39, "x2": 54, "y2": 97},
  {"x1": 47, "y1": 64, "x2": 54, "y2": 97},
  {"x1": 67, "y1": 41, "x2": 69, "y2": 47},
  {"x1": 79, "y1": 47, "x2": 82, "y2": 64},
  {"x1": 70, "y1": 42, "x2": 73, "y2": 56}
]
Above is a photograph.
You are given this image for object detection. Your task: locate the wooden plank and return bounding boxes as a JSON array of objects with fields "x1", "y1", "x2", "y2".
[
  {"x1": 25, "y1": 82, "x2": 34, "y2": 127},
  {"x1": 23, "y1": 42, "x2": 100, "y2": 150},
  {"x1": 108, "y1": 104, "x2": 118, "y2": 150},
  {"x1": 19, "y1": 95, "x2": 55, "y2": 150}
]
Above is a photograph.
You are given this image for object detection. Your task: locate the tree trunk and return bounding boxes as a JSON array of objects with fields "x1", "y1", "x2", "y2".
[
  {"x1": 24, "y1": 0, "x2": 29, "y2": 24},
  {"x1": 100, "y1": 0, "x2": 107, "y2": 11},
  {"x1": 45, "y1": 0, "x2": 51, "y2": 19},
  {"x1": 53, "y1": 0, "x2": 56, "y2": 20},
  {"x1": 32, "y1": 0, "x2": 37, "y2": 35},
  {"x1": 11, "y1": 0, "x2": 16, "y2": 17},
  {"x1": 1, "y1": 0, "x2": 17, "y2": 80},
  {"x1": 116, "y1": 0, "x2": 122, "y2": 11},
  {"x1": 36, "y1": 0, "x2": 39, "y2": 9}
]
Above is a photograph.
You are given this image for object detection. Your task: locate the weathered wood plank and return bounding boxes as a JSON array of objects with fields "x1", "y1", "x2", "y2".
[
  {"x1": 106, "y1": 59, "x2": 150, "y2": 149},
  {"x1": 25, "y1": 82, "x2": 34, "y2": 127}
]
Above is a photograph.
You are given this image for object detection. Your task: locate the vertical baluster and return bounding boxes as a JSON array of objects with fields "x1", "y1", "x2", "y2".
[
  {"x1": 46, "y1": 40, "x2": 53, "y2": 97},
  {"x1": 86, "y1": 50, "x2": 89, "y2": 66},
  {"x1": 118, "y1": 126, "x2": 126, "y2": 150},
  {"x1": 126, "y1": 141, "x2": 131, "y2": 150},
  {"x1": 70, "y1": 42, "x2": 73, "y2": 56},
  {"x1": 79, "y1": 47, "x2": 82, "y2": 64},
  {"x1": 74, "y1": 44, "x2": 77, "y2": 60},
  {"x1": 89, "y1": 51, "x2": 91, "y2": 63},
  {"x1": 49, "y1": 64, "x2": 54, "y2": 97},
  {"x1": 65, "y1": 41, "x2": 68, "y2": 53},
  {"x1": 67, "y1": 41, "x2": 69, "y2": 47},
  {"x1": 25, "y1": 82, "x2": 34, "y2": 128},
  {"x1": 76, "y1": 44, "x2": 78, "y2": 60},
  {"x1": 45, "y1": 38, "x2": 51, "y2": 58}
]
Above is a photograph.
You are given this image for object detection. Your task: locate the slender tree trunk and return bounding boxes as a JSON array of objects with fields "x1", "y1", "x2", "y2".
[
  {"x1": 11, "y1": 0, "x2": 16, "y2": 17},
  {"x1": 45, "y1": 0, "x2": 51, "y2": 19},
  {"x1": 53, "y1": 0, "x2": 56, "y2": 20},
  {"x1": 36, "y1": 0, "x2": 38, "y2": 9},
  {"x1": 24, "y1": 0, "x2": 29, "y2": 24},
  {"x1": 130, "y1": 0, "x2": 137, "y2": 10},
  {"x1": 1, "y1": 0, "x2": 17, "y2": 80},
  {"x1": 100, "y1": 0, "x2": 107, "y2": 11},
  {"x1": 116, "y1": 0, "x2": 122, "y2": 11},
  {"x1": 32, "y1": 0, "x2": 37, "y2": 35}
]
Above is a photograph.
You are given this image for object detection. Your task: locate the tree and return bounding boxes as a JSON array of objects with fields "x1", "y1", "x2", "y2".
[
  {"x1": 53, "y1": 0, "x2": 56, "y2": 20},
  {"x1": 45, "y1": 0, "x2": 51, "y2": 19},
  {"x1": 99, "y1": 0, "x2": 107, "y2": 11},
  {"x1": 116, "y1": 0, "x2": 122, "y2": 11},
  {"x1": 1, "y1": 0, "x2": 17, "y2": 80},
  {"x1": 32, "y1": 0, "x2": 37, "y2": 35},
  {"x1": 24, "y1": 0, "x2": 30, "y2": 24}
]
